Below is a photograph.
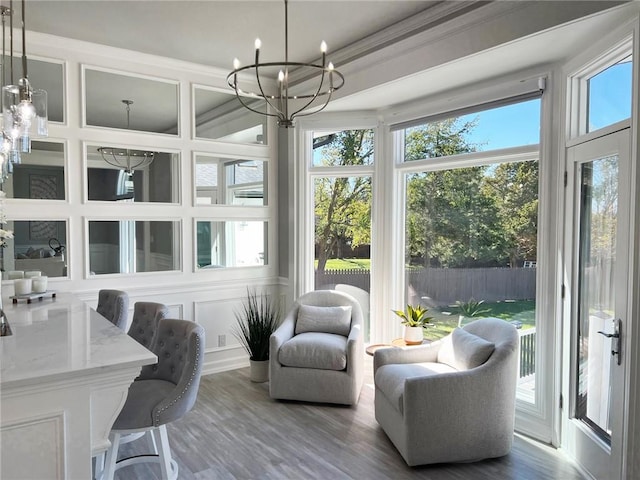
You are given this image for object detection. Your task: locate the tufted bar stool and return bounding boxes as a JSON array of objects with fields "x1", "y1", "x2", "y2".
[
  {"x1": 102, "y1": 319, "x2": 205, "y2": 480},
  {"x1": 128, "y1": 302, "x2": 169, "y2": 348},
  {"x1": 96, "y1": 289, "x2": 129, "y2": 331}
]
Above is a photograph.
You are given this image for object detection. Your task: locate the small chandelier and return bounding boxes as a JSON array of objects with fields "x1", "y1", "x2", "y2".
[
  {"x1": 227, "y1": 0, "x2": 344, "y2": 128},
  {"x1": 97, "y1": 100, "x2": 155, "y2": 176},
  {"x1": 0, "y1": 0, "x2": 48, "y2": 182}
]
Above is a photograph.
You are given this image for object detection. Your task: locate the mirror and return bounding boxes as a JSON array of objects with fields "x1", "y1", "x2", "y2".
[
  {"x1": 9, "y1": 57, "x2": 64, "y2": 123},
  {"x1": 194, "y1": 87, "x2": 267, "y2": 144},
  {"x1": 84, "y1": 67, "x2": 179, "y2": 135},
  {"x1": 196, "y1": 221, "x2": 267, "y2": 269},
  {"x1": 1, "y1": 220, "x2": 68, "y2": 278},
  {"x1": 194, "y1": 154, "x2": 266, "y2": 206},
  {"x1": 2, "y1": 140, "x2": 65, "y2": 200},
  {"x1": 88, "y1": 220, "x2": 180, "y2": 275},
  {"x1": 87, "y1": 145, "x2": 180, "y2": 203}
]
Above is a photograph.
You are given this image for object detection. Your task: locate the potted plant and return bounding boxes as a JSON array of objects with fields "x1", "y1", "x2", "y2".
[
  {"x1": 392, "y1": 304, "x2": 433, "y2": 345},
  {"x1": 233, "y1": 289, "x2": 281, "y2": 383},
  {"x1": 455, "y1": 298, "x2": 491, "y2": 327}
]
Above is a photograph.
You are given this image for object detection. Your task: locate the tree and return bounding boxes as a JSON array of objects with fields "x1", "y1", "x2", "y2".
[
  {"x1": 483, "y1": 161, "x2": 539, "y2": 267},
  {"x1": 314, "y1": 129, "x2": 373, "y2": 272},
  {"x1": 405, "y1": 117, "x2": 505, "y2": 267}
]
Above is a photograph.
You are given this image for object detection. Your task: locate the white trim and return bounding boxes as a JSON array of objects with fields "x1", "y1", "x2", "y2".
[
  {"x1": 397, "y1": 145, "x2": 540, "y2": 173},
  {"x1": 560, "y1": 18, "x2": 638, "y2": 477},
  {"x1": 566, "y1": 120, "x2": 631, "y2": 149},
  {"x1": 623, "y1": 15, "x2": 640, "y2": 480}
]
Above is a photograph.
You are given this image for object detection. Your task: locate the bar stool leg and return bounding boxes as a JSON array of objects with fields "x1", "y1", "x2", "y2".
[{"x1": 102, "y1": 432, "x2": 121, "y2": 480}]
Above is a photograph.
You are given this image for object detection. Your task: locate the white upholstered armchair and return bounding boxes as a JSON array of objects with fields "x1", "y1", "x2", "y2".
[
  {"x1": 269, "y1": 290, "x2": 364, "y2": 405},
  {"x1": 374, "y1": 317, "x2": 519, "y2": 466}
]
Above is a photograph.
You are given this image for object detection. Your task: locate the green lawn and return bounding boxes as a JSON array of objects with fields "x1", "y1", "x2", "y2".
[
  {"x1": 315, "y1": 258, "x2": 371, "y2": 270},
  {"x1": 422, "y1": 300, "x2": 536, "y2": 340}
]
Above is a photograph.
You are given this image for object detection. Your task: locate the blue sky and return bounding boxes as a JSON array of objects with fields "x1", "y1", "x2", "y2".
[
  {"x1": 312, "y1": 58, "x2": 632, "y2": 160},
  {"x1": 463, "y1": 60, "x2": 631, "y2": 150},
  {"x1": 461, "y1": 99, "x2": 541, "y2": 151}
]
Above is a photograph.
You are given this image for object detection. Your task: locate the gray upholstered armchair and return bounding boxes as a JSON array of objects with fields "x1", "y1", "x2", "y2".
[
  {"x1": 270, "y1": 290, "x2": 364, "y2": 405},
  {"x1": 374, "y1": 318, "x2": 519, "y2": 466}
]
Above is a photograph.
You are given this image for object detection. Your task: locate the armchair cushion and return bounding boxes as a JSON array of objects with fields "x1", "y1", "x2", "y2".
[
  {"x1": 279, "y1": 332, "x2": 347, "y2": 370},
  {"x1": 376, "y1": 362, "x2": 457, "y2": 413},
  {"x1": 437, "y1": 327, "x2": 495, "y2": 371},
  {"x1": 295, "y1": 304, "x2": 352, "y2": 336}
]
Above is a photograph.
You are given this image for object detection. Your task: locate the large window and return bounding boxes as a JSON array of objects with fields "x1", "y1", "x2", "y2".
[
  {"x1": 311, "y1": 129, "x2": 374, "y2": 339},
  {"x1": 399, "y1": 96, "x2": 541, "y2": 400}
]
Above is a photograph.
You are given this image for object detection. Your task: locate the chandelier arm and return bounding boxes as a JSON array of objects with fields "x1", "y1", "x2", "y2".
[
  {"x1": 288, "y1": 65, "x2": 328, "y2": 120},
  {"x1": 291, "y1": 88, "x2": 335, "y2": 120},
  {"x1": 226, "y1": 74, "x2": 280, "y2": 119},
  {"x1": 227, "y1": 62, "x2": 344, "y2": 99},
  {"x1": 101, "y1": 151, "x2": 123, "y2": 171},
  {"x1": 127, "y1": 152, "x2": 154, "y2": 171},
  {"x1": 253, "y1": 49, "x2": 285, "y2": 120},
  {"x1": 235, "y1": 91, "x2": 280, "y2": 119}
]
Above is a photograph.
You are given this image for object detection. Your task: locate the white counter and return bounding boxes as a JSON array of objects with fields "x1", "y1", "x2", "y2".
[{"x1": 0, "y1": 293, "x2": 156, "y2": 480}]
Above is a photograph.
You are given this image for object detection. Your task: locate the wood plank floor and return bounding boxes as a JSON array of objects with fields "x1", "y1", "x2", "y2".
[{"x1": 115, "y1": 356, "x2": 586, "y2": 479}]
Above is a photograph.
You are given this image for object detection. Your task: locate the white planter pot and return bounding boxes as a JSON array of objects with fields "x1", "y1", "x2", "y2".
[
  {"x1": 249, "y1": 359, "x2": 269, "y2": 383},
  {"x1": 403, "y1": 326, "x2": 424, "y2": 345}
]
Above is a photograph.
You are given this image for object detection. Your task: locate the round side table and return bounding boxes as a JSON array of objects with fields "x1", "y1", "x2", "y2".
[
  {"x1": 365, "y1": 344, "x2": 392, "y2": 356},
  {"x1": 366, "y1": 338, "x2": 430, "y2": 356}
]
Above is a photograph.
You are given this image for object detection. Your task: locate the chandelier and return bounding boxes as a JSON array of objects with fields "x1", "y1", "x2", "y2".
[
  {"x1": 0, "y1": 0, "x2": 48, "y2": 181},
  {"x1": 97, "y1": 100, "x2": 155, "y2": 176},
  {"x1": 227, "y1": 0, "x2": 344, "y2": 128}
]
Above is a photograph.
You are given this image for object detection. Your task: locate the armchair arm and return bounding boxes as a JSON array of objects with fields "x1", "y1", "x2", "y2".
[
  {"x1": 269, "y1": 312, "x2": 296, "y2": 363},
  {"x1": 373, "y1": 340, "x2": 443, "y2": 374},
  {"x1": 346, "y1": 323, "x2": 363, "y2": 374}
]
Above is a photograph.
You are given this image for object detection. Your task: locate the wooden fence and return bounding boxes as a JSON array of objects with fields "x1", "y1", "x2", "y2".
[
  {"x1": 316, "y1": 267, "x2": 536, "y2": 304},
  {"x1": 408, "y1": 267, "x2": 536, "y2": 304},
  {"x1": 315, "y1": 269, "x2": 371, "y2": 292}
]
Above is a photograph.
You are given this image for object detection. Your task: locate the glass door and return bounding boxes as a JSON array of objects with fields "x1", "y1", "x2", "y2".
[{"x1": 564, "y1": 129, "x2": 630, "y2": 479}]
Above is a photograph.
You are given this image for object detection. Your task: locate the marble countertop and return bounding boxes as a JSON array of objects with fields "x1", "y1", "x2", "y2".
[{"x1": 0, "y1": 293, "x2": 156, "y2": 389}]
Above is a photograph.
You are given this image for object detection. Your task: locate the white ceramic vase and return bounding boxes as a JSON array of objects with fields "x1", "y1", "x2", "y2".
[
  {"x1": 403, "y1": 325, "x2": 424, "y2": 345},
  {"x1": 249, "y1": 359, "x2": 269, "y2": 383}
]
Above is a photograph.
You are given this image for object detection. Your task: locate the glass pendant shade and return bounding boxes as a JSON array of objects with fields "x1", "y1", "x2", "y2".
[
  {"x1": 3, "y1": 84, "x2": 21, "y2": 140},
  {"x1": 32, "y1": 88, "x2": 47, "y2": 137}
]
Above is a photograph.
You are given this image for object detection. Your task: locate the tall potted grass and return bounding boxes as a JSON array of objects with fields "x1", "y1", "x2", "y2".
[{"x1": 233, "y1": 289, "x2": 281, "y2": 382}]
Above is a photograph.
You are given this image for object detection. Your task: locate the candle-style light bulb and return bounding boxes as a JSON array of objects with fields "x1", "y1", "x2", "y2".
[
  {"x1": 278, "y1": 70, "x2": 285, "y2": 82},
  {"x1": 328, "y1": 62, "x2": 335, "y2": 71},
  {"x1": 233, "y1": 58, "x2": 241, "y2": 70},
  {"x1": 254, "y1": 38, "x2": 262, "y2": 50},
  {"x1": 320, "y1": 41, "x2": 327, "y2": 53}
]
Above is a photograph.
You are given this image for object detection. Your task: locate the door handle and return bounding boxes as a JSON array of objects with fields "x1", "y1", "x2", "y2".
[
  {"x1": 596, "y1": 331, "x2": 619, "y2": 338},
  {"x1": 597, "y1": 318, "x2": 622, "y2": 366}
]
